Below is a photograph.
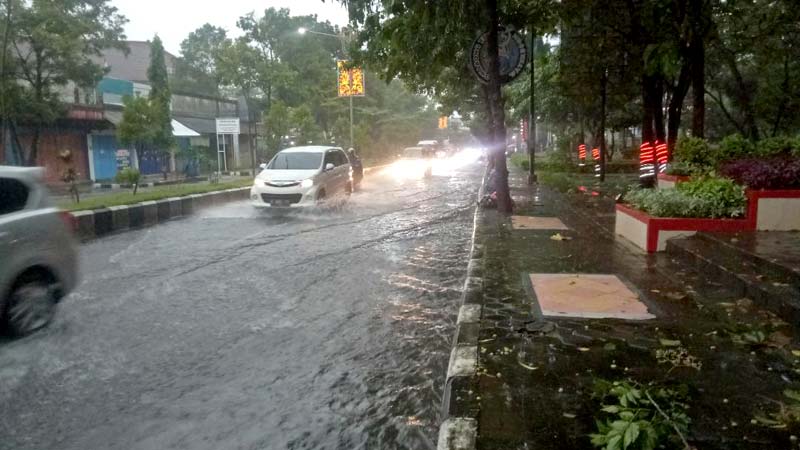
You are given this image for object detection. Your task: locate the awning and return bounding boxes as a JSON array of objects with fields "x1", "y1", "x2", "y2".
[
  {"x1": 104, "y1": 110, "x2": 123, "y2": 126},
  {"x1": 103, "y1": 110, "x2": 201, "y2": 137},
  {"x1": 172, "y1": 119, "x2": 201, "y2": 137}
]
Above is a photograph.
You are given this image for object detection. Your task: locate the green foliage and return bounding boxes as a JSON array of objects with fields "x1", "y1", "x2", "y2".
[
  {"x1": 510, "y1": 153, "x2": 530, "y2": 171},
  {"x1": 289, "y1": 105, "x2": 322, "y2": 145},
  {"x1": 147, "y1": 36, "x2": 174, "y2": 150},
  {"x1": 539, "y1": 172, "x2": 578, "y2": 193},
  {"x1": 674, "y1": 137, "x2": 713, "y2": 170},
  {"x1": 717, "y1": 134, "x2": 756, "y2": 163},
  {"x1": 625, "y1": 176, "x2": 746, "y2": 218},
  {"x1": 173, "y1": 24, "x2": 227, "y2": 96},
  {"x1": 263, "y1": 101, "x2": 290, "y2": 155},
  {"x1": 114, "y1": 167, "x2": 141, "y2": 195},
  {"x1": 755, "y1": 136, "x2": 797, "y2": 157},
  {"x1": 664, "y1": 161, "x2": 693, "y2": 177},
  {"x1": 590, "y1": 380, "x2": 690, "y2": 450},
  {"x1": 117, "y1": 96, "x2": 158, "y2": 152},
  {"x1": 538, "y1": 151, "x2": 574, "y2": 173}
]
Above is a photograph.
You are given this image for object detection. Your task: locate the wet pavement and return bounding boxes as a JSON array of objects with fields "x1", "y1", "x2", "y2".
[
  {"x1": 463, "y1": 166, "x2": 800, "y2": 450},
  {"x1": 0, "y1": 159, "x2": 483, "y2": 450}
]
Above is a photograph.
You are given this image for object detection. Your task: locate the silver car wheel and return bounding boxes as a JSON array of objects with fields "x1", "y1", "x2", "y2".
[{"x1": 7, "y1": 281, "x2": 56, "y2": 336}]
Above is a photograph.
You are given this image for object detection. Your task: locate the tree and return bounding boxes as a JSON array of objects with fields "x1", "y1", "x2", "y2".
[
  {"x1": 262, "y1": 100, "x2": 290, "y2": 158},
  {"x1": 1, "y1": 0, "x2": 126, "y2": 166},
  {"x1": 173, "y1": 24, "x2": 227, "y2": 96},
  {"x1": 147, "y1": 35, "x2": 173, "y2": 154},
  {"x1": 290, "y1": 105, "x2": 321, "y2": 145},
  {"x1": 117, "y1": 95, "x2": 155, "y2": 174}
]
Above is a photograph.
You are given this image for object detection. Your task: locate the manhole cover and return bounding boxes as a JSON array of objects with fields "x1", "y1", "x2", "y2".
[
  {"x1": 511, "y1": 216, "x2": 569, "y2": 230},
  {"x1": 528, "y1": 273, "x2": 655, "y2": 320}
]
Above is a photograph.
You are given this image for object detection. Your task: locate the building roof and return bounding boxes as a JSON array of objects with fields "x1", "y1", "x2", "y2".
[{"x1": 96, "y1": 41, "x2": 177, "y2": 84}]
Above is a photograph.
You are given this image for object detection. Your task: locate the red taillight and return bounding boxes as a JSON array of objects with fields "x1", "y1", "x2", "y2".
[{"x1": 59, "y1": 211, "x2": 77, "y2": 234}]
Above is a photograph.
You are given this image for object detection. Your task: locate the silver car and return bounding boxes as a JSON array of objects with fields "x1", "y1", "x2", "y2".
[{"x1": 0, "y1": 166, "x2": 79, "y2": 336}]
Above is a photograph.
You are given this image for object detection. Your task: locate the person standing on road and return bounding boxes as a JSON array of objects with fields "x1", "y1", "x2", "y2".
[{"x1": 348, "y1": 148, "x2": 364, "y2": 190}]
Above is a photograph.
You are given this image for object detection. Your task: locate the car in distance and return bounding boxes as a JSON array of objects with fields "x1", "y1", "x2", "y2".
[
  {"x1": 0, "y1": 166, "x2": 79, "y2": 337},
  {"x1": 251, "y1": 146, "x2": 352, "y2": 208},
  {"x1": 390, "y1": 146, "x2": 433, "y2": 179}
]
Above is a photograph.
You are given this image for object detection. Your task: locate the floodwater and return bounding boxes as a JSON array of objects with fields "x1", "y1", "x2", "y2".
[{"x1": 0, "y1": 156, "x2": 483, "y2": 450}]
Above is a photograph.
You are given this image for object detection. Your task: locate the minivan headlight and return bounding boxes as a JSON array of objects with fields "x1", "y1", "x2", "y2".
[{"x1": 301, "y1": 178, "x2": 314, "y2": 188}]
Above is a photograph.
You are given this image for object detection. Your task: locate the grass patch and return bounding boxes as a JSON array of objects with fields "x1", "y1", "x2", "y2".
[
  {"x1": 61, "y1": 179, "x2": 253, "y2": 211},
  {"x1": 539, "y1": 172, "x2": 637, "y2": 197}
]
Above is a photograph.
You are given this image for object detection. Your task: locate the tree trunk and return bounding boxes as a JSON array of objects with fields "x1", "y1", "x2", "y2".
[
  {"x1": 722, "y1": 50, "x2": 759, "y2": 140},
  {"x1": 690, "y1": 37, "x2": 705, "y2": 138},
  {"x1": 599, "y1": 69, "x2": 608, "y2": 182},
  {"x1": 26, "y1": 127, "x2": 40, "y2": 166},
  {"x1": 485, "y1": 0, "x2": 512, "y2": 214},
  {"x1": 653, "y1": 78, "x2": 666, "y2": 143},
  {"x1": 668, "y1": 61, "x2": 692, "y2": 154}
]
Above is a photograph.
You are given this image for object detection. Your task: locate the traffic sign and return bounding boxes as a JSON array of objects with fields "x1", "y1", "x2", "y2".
[{"x1": 215, "y1": 118, "x2": 240, "y2": 134}]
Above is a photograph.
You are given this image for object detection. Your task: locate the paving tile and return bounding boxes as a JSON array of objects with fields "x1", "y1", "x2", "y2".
[
  {"x1": 511, "y1": 216, "x2": 569, "y2": 230},
  {"x1": 529, "y1": 273, "x2": 655, "y2": 320}
]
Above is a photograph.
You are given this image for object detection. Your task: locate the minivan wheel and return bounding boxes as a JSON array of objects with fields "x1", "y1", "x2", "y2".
[{"x1": 4, "y1": 277, "x2": 57, "y2": 337}]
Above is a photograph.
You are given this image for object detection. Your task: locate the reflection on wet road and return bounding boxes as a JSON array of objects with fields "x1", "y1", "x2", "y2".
[{"x1": 0, "y1": 160, "x2": 482, "y2": 450}]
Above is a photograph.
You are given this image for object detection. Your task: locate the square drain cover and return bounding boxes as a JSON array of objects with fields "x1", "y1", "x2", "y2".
[
  {"x1": 528, "y1": 273, "x2": 654, "y2": 320},
  {"x1": 512, "y1": 216, "x2": 568, "y2": 230}
]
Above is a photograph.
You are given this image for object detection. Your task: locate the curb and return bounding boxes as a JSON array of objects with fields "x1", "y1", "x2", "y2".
[
  {"x1": 67, "y1": 187, "x2": 250, "y2": 241},
  {"x1": 437, "y1": 166, "x2": 489, "y2": 450}
]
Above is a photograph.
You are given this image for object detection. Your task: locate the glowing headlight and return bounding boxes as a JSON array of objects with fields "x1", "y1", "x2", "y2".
[{"x1": 300, "y1": 178, "x2": 314, "y2": 188}]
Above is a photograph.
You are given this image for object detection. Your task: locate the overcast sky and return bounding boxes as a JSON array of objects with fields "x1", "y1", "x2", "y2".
[{"x1": 109, "y1": 0, "x2": 350, "y2": 55}]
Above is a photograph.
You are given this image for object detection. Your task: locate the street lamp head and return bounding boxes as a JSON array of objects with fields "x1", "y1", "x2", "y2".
[{"x1": 298, "y1": 27, "x2": 307, "y2": 35}]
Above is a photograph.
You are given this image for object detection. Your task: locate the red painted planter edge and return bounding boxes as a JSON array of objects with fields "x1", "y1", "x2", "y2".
[{"x1": 616, "y1": 203, "x2": 752, "y2": 252}]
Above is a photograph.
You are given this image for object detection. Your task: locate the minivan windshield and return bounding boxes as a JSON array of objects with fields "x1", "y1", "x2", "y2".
[{"x1": 268, "y1": 152, "x2": 322, "y2": 170}]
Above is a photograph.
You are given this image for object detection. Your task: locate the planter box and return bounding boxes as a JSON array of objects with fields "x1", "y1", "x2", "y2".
[
  {"x1": 657, "y1": 173, "x2": 691, "y2": 189},
  {"x1": 748, "y1": 189, "x2": 800, "y2": 231},
  {"x1": 615, "y1": 204, "x2": 752, "y2": 252}
]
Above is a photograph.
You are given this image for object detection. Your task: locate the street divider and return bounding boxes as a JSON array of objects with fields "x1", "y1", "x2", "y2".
[{"x1": 67, "y1": 187, "x2": 251, "y2": 241}]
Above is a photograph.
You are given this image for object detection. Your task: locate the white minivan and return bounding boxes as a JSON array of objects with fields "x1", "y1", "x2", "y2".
[{"x1": 251, "y1": 146, "x2": 352, "y2": 208}]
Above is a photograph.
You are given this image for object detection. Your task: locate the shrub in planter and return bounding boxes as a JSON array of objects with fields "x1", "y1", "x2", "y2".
[
  {"x1": 755, "y1": 136, "x2": 797, "y2": 158},
  {"x1": 674, "y1": 136, "x2": 713, "y2": 169},
  {"x1": 625, "y1": 176, "x2": 746, "y2": 218},
  {"x1": 720, "y1": 157, "x2": 800, "y2": 190},
  {"x1": 510, "y1": 153, "x2": 530, "y2": 171},
  {"x1": 664, "y1": 161, "x2": 693, "y2": 177},
  {"x1": 538, "y1": 151, "x2": 574, "y2": 173},
  {"x1": 718, "y1": 134, "x2": 756, "y2": 163}
]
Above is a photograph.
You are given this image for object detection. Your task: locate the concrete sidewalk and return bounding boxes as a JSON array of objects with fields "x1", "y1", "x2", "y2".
[{"x1": 440, "y1": 164, "x2": 800, "y2": 449}]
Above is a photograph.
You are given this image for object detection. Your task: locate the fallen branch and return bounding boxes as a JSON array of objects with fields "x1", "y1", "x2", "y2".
[{"x1": 645, "y1": 390, "x2": 691, "y2": 450}]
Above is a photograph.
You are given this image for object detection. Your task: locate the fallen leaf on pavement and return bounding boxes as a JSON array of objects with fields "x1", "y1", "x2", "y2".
[
  {"x1": 563, "y1": 413, "x2": 577, "y2": 419},
  {"x1": 550, "y1": 233, "x2": 572, "y2": 241},
  {"x1": 577, "y1": 347, "x2": 590, "y2": 352},
  {"x1": 518, "y1": 361, "x2": 539, "y2": 371},
  {"x1": 659, "y1": 339, "x2": 682, "y2": 347}
]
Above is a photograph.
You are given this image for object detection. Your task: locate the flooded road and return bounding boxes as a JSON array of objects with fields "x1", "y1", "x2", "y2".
[{"x1": 0, "y1": 160, "x2": 482, "y2": 450}]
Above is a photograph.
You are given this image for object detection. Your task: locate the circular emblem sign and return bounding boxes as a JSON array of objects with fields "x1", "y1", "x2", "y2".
[{"x1": 470, "y1": 26, "x2": 528, "y2": 84}]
